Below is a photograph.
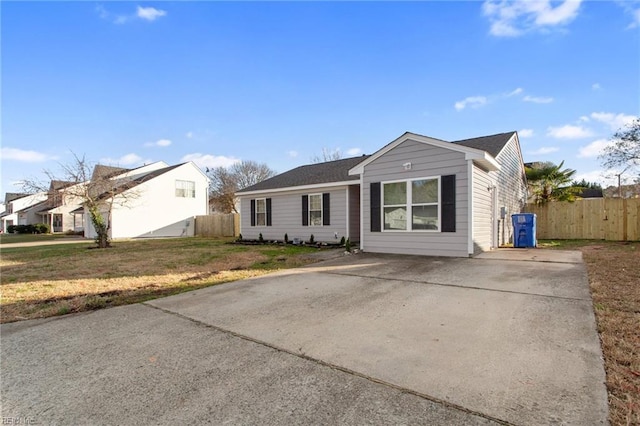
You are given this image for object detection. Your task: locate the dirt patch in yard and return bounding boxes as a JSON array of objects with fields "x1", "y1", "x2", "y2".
[{"x1": 541, "y1": 240, "x2": 639, "y2": 425}]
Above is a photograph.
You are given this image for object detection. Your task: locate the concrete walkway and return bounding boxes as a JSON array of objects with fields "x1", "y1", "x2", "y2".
[{"x1": 1, "y1": 249, "x2": 608, "y2": 425}]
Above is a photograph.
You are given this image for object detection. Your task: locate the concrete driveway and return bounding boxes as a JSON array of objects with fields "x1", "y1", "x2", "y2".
[{"x1": 1, "y1": 250, "x2": 607, "y2": 425}]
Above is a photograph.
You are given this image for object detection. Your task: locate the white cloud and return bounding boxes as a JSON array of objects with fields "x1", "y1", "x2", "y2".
[
  {"x1": 454, "y1": 96, "x2": 487, "y2": 111},
  {"x1": 592, "y1": 83, "x2": 601, "y2": 91},
  {"x1": 528, "y1": 146, "x2": 559, "y2": 155},
  {"x1": 507, "y1": 87, "x2": 524, "y2": 97},
  {"x1": 482, "y1": 0, "x2": 582, "y2": 37},
  {"x1": 547, "y1": 124, "x2": 593, "y2": 139},
  {"x1": 144, "y1": 139, "x2": 172, "y2": 147},
  {"x1": 181, "y1": 153, "x2": 240, "y2": 169},
  {"x1": 346, "y1": 148, "x2": 362, "y2": 156},
  {"x1": 185, "y1": 131, "x2": 194, "y2": 139},
  {"x1": 101, "y1": 153, "x2": 144, "y2": 166},
  {"x1": 577, "y1": 139, "x2": 612, "y2": 158},
  {"x1": 287, "y1": 150, "x2": 298, "y2": 158},
  {"x1": 137, "y1": 6, "x2": 167, "y2": 22},
  {"x1": 519, "y1": 129, "x2": 534, "y2": 138},
  {"x1": 579, "y1": 115, "x2": 590, "y2": 122},
  {"x1": 615, "y1": 1, "x2": 640, "y2": 29},
  {"x1": 97, "y1": 5, "x2": 166, "y2": 24},
  {"x1": 0, "y1": 147, "x2": 53, "y2": 162},
  {"x1": 590, "y1": 112, "x2": 637, "y2": 131},
  {"x1": 523, "y1": 95, "x2": 554, "y2": 104}
]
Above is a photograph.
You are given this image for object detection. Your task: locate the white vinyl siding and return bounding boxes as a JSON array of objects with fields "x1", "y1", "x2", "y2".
[
  {"x1": 491, "y1": 135, "x2": 527, "y2": 245},
  {"x1": 472, "y1": 164, "x2": 493, "y2": 254},
  {"x1": 362, "y1": 139, "x2": 469, "y2": 257},
  {"x1": 239, "y1": 186, "x2": 349, "y2": 243}
]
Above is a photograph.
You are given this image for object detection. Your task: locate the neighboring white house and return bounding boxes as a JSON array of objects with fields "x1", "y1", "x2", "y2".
[
  {"x1": 1, "y1": 192, "x2": 48, "y2": 232},
  {"x1": 22, "y1": 181, "x2": 86, "y2": 233},
  {"x1": 82, "y1": 161, "x2": 210, "y2": 239}
]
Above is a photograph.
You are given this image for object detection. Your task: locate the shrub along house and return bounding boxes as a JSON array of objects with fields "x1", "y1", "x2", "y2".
[{"x1": 236, "y1": 131, "x2": 527, "y2": 257}]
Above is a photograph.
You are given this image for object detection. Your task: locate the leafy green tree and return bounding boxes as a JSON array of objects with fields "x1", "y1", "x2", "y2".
[
  {"x1": 571, "y1": 179, "x2": 602, "y2": 190},
  {"x1": 525, "y1": 161, "x2": 580, "y2": 205}
]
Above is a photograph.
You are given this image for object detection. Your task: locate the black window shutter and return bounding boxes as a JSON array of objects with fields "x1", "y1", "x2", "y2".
[
  {"x1": 322, "y1": 193, "x2": 330, "y2": 226},
  {"x1": 266, "y1": 198, "x2": 272, "y2": 226},
  {"x1": 441, "y1": 175, "x2": 456, "y2": 232},
  {"x1": 370, "y1": 182, "x2": 381, "y2": 232},
  {"x1": 250, "y1": 199, "x2": 256, "y2": 227},
  {"x1": 302, "y1": 195, "x2": 309, "y2": 226}
]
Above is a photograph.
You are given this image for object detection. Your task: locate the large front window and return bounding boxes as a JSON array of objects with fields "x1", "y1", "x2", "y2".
[
  {"x1": 309, "y1": 194, "x2": 322, "y2": 226},
  {"x1": 383, "y1": 177, "x2": 440, "y2": 231}
]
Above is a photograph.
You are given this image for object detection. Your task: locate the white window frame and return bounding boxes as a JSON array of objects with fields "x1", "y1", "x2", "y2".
[
  {"x1": 381, "y1": 176, "x2": 441, "y2": 232},
  {"x1": 175, "y1": 180, "x2": 196, "y2": 198},
  {"x1": 308, "y1": 193, "x2": 323, "y2": 227},
  {"x1": 255, "y1": 198, "x2": 266, "y2": 227}
]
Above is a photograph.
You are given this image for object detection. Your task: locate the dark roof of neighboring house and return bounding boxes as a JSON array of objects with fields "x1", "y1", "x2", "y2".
[
  {"x1": 91, "y1": 165, "x2": 131, "y2": 181},
  {"x1": 578, "y1": 188, "x2": 604, "y2": 198},
  {"x1": 237, "y1": 156, "x2": 371, "y2": 193},
  {"x1": 94, "y1": 163, "x2": 184, "y2": 201},
  {"x1": 452, "y1": 132, "x2": 516, "y2": 158},
  {"x1": 4, "y1": 192, "x2": 28, "y2": 202},
  {"x1": 50, "y1": 180, "x2": 74, "y2": 191}
]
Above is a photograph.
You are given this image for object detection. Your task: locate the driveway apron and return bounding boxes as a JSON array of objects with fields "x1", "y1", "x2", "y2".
[{"x1": 149, "y1": 249, "x2": 608, "y2": 425}]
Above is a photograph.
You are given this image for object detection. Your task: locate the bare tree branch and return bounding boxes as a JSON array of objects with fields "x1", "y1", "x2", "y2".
[{"x1": 207, "y1": 160, "x2": 276, "y2": 213}]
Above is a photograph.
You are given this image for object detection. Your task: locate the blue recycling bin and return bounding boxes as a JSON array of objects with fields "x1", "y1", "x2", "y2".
[{"x1": 512, "y1": 213, "x2": 537, "y2": 248}]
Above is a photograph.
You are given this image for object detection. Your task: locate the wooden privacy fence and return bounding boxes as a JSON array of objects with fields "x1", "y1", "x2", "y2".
[
  {"x1": 525, "y1": 198, "x2": 640, "y2": 241},
  {"x1": 194, "y1": 214, "x2": 239, "y2": 237}
]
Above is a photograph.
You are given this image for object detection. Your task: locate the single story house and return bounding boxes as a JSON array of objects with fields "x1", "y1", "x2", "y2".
[
  {"x1": 81, "y1": 161, "x2": 210, "y2": 239},
  {"x1": 236, "y1": 131, "x2": 527, "y2": 257}
]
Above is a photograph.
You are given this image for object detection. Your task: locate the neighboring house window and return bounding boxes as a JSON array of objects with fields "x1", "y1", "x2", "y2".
[
  {"x1": 302, "y1": 193, "x2": 330, "y2": 226},
  {"x1": 175, "y1": 180, "x2": 196, "y2": 198},
  {"x1": 250, "y1": 198, "x2": 272, "y2": 226}
]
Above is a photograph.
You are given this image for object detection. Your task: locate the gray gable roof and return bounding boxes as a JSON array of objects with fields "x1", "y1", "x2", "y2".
[
  {"x1": 95, "y1": 164, "x2": 184, "y2": 201},
  {"x1": 238, "y1": 155, "x2": 371, "y2": 193},
  {"x1": 452, "y1": 132, "x2": 516, "y2": 158}
]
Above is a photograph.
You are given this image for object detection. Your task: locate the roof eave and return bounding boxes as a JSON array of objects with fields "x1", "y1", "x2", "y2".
[
  {"x1": 466, "y1": 152, "x2": 501, "y2": 171},
  {"x1": 236, "y1": 180, "x2": 358, "y2": 196}
]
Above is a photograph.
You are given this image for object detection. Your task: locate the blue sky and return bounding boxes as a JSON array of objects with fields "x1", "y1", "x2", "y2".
[{"x1": 2, "y1": 1, "x2": 639, "y2": 198}]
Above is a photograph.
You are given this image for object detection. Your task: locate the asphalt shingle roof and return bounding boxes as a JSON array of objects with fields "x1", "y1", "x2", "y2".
[
  {"x1": 238, "y1": 155, "x2": 371, "y2": 193},
  {"x1": 452, "y1": 132, "x2": 516, "y2": 158},
  {"x1": 237, "y1": 131, "x2": 517, "y2": 193}
]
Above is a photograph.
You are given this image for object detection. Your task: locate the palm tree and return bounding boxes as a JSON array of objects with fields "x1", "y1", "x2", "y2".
[{"x1": 525, "y1": 161, "x2": 580, "y2": 205}]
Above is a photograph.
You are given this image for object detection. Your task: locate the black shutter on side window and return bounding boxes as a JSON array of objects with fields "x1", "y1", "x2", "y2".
[
  {"x1": 302, "y1": 195, "x2": 309, "y2": 226},
  {"x1": 250, "y1": 199, "x2": 256, "y2": 227},
  {"x1": 441, "y1": 175, "x2": 456, "y2": 232},
  {"x1": 370, "y1": 182, "x2": 381, "y2": 232},
  {"x1": 322, "y1": 193, "x2": 330, "y2": 226},
  {"x1": 266, "y1": 198, "x2": 272, "y2": 226}
]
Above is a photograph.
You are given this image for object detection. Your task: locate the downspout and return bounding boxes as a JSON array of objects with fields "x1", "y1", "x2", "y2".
[
  {"x1": 359, "y1": 173, "x2": 364, "y2": 251},
  {"x1": 467, "y1": 160, "x2": 474, "y2": 257},
  {"x1": 345, "y1": 187, "x2": 350, "y2": 241}
]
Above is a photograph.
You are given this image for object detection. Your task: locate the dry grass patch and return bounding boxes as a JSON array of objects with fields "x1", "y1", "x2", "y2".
[
  {"x1": 0, "y1": 238, "x2": 321, "y2": 323},
  {"x1": 540, "y1": 240, "x2": 639, "y2": 426}
]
